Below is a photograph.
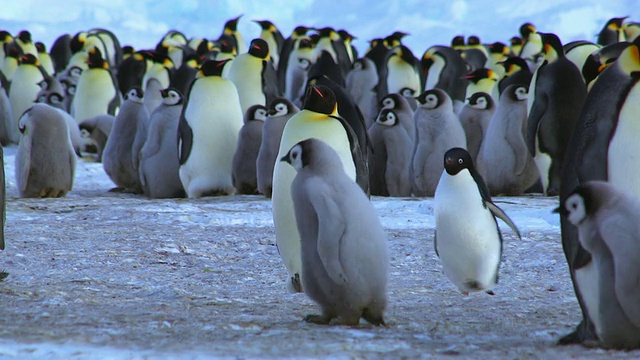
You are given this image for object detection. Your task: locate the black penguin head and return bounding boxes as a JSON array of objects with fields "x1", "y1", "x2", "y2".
[
  {"x1": 122, "y1": 45, "x2": 135, "y2": 57},
  {"x1": 160, "y1": 87, "x2": 183, "y2": 106},
  {"x1": 451, "y1": 35, "x2": 465, "y2": 48},
  {"x1": 292, "y1": 26, "x2": 311, "y2": 37},
  {"x1": 199, "y1": 59, "x2": 231, "y2": 77},
  {"x1": 498, "y1": 56, "x2": 528, "y2": 74},
  {"x1": 87, "y1": 47, "x2": 107, "y2": 69},
  {"x1": 467, "y1": 92, "x2": 493, "y2": 110},
  {"x1": 125, "y1": 86, "x2": 144, "y2": 102},
  {"x1": 248, "y1": 38, "x2": 270, "y2": 60},
  {"x1": 253, "y1": 20, "x2": 275, "y2": 31},
  {"x1": 280, "y1": 138, "x2": 341, "y2": 173},
  {"x1": 302, "y1": 85, "x2": 337, "y2": 115},
  {"x1": 35, "y1": 42, "x2": 46, "y2": 53},
  {"x1": 540, "y1": 33, "x2": 564, "y2": 60},
  {"x1": 444, "y1": 147, "x2": 474, "y2": 176},
  {"x1": 268, "y1": 97, "x2": 295, "y2": 116},
  {"x1": 464, "y1": 68, "x2": 496, "y2": 84},
  {"x1": 316, "y1": 27, "x2": 336, "y2": 39},
  {"x1": 17, "y1": 30, "x2": 32, "y2": 43},
  {"x1": 0, "y1": 31, "x2": 12, "y2": 42},
  {"x1": 376, "y1": 109, "x2": 398, "y2": 127},
  {"x1": 70, "y1": 32, "x2": 87, "y2": 53},
  {"x1": 280, "y1": 139, "x2": 311, "y2": 171},
  {"x1": 605, "y1": 16, "x2": 628, "y2": 30},
  {"x1": 224, "y1": 15, "x2": 242, "y2": 32},
  {"x1": 488, "y1": 42, "x2": 508, "y2": 56},
  {"x1": 416, "y1": 89, "x2": 445, "y2": 109},
  {"x1": 19, "y1": 54, "x2": 39, "y2": 66},
  {"x1": 384, "y1": 31, "x2": 408, "y2": 48},
  {"x1": 467, "y1": 35, "x2": 481, "y2": 46},
  {"x1": 519, "y1": 23, "x2": 537, "y2": 38},
  {"x1": 510, "y1": 36, "x2": 523, "y2": 47},
  {"x1": 216, "y1": 34, "x2": 237, "y2": 54},
  {"x1": 337, "y1": 29, "x2": 355, "y2": 42}
]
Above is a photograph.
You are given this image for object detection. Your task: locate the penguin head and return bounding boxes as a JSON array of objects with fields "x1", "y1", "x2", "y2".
[
  {"x1": 35, "y1": 42, "x2": 46, "y2": 53},
  {"x1": 253, "y1": 20, "x2": 276, "y2": 31},
  {"x1": 488, "y1": 42, "x2": 509, "y2": 57},
  {"x1": 337, "y1": 29, "x2": 356, "y2": 43},
  {"x1": 292, "y1": 26, "x2": 311, "y2": 38},
  {"x1": 316, "y1": 27, "x2": 339, "y2": 41},
  {"x1": 497, "y1": 56, "x2": 527, "y2": 75},
  {"x1": 19, "y1": 54, "x2": 39, "y2": 66},
  {"x1": 160, "y1": 87, "x2": 184, "y2": 106},
  {"x1": 560, "y1": 192, "x2": 588, "y2": 226},
  {"x1": 0, "y1": 31, "x2": 12, "y2": 43},
  {"x1": 70, "y1": 31, "x2": 87, "y2": 53},
  {"x1": 400, "y1": 87, "x2": 416, "y2": 98},
  {"x1": 87, "y1": 47, "x2": 108, "y2": 69},
  {"x1": 451, "y1": 35, "x2": 465, "y2": 49},
  {"x1": 268, "y1": 97, "x2": 295, "y2": 116},
  {"x1": 508, "y1": 85, "x2": 528, "y2": 102},
  {"x1": 125, "y1": 86, "x2": 144, "y2": 103},
  {"x1": 467, "y1": 35, "x2": 481, "y2": 46},
  {"x1": 519, "y1": 23, "x2": 537, "y2": 38},
  {"x1": 617, "y1": 36, "x2": 640, "y2": 75},
  {"x1": 224, "y1": 15, "x2": 242, "y2": 33},
  {"x1": 559, "y1": 182, "x2": 611, "y2": 225},
  {"x1": 416, "y1": 89, "x2": 446, "y2": 109},
  {"x1": 302, "y1": 85, "x2": 337, "y2": 115},
  {"x1": 380, "y1": 94, "x2": 399, "y2": 109},
  {"x1": 384, "y1": 31, "x2": 408, "y2": 48},
  {"x1": 443, "y1": 147, "x2": 474, "y2": 176},
  {"x1": 540, "y1": 33, "x2": 564, "y2": 61},
  {"x1": 281, "y1": 138, "x2": 341, "y2": 173},
  {"x1": 464, "y1": 68, "x2": 496, "y2": 84},
  {"x1": 17, "y1": 30, "x2": 32, "y2": 44},
  {"x1": 199, "y1": 59, "x2": 231, "y2": 77},
  {"x1": 467, "y1": 92, "x2": 493, "y2": 110},
  {"x1": 605, "y1": 17, "x2": 628, "y2": 31},
  {"x1": 376, "y1": 109, "x2": 398, "y2": 127},
  {"x1": 248, "y1": 38, "x2": 270, "y2": 60},
  {"x1": 245, "y1": 104, "x2": 269, "y2": 123}
]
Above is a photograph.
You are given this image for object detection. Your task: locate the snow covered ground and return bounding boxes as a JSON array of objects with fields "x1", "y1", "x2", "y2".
[{"x1": 0, "y1": 145, "x2": 639, "y2": 359}]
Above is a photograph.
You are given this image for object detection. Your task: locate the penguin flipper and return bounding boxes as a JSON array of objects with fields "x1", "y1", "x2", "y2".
[
  {"x1": 485, "y1": 200, "x2": 521, "y2": 239},
  {"x1": 330, "y1": 114, "x2": 369, "y2": 196},
  {"x1": 17, "y1": 128, "x2": 32, "y2": 195},
  {"x1": 177, "y1": 115, "x2": 193, "y2": 166},
  {"x1": 308, "y1": 181, "x2": 348, "y2": 285},
  {"x1": 433, "y1": 230, "x2": 439, "y2": 257}
]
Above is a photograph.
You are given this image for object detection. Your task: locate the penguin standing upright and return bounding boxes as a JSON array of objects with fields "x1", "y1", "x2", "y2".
[
  {"x1": 142, "y1": 52, "x2": 174, "y2": 113},
  {"x1": 313, "y1": 27, "x2": 352, "y2": 78},
  {"x1": 526, "y1": 32, "x2": 587, "y2": 196},
  {"x1": 458, "y1": 91, "x2": 495, "y2": 164},
  {"x1": 421, "y1": 45, "x2": 468, "y2": 105},
  {"x1": 71, "y1": 47, "x2": 121, "y2": 124},
  {"x1": 8, "y1": 54, "x2": 46, "y2": 144},
  {"x1": 15, "y1": 31, "x2": 38, "y2": 58},
  {"x1": 35, "y1": 42, "x2": 54, "y2": 76},
  {"x1": 434, "y1": 147, "x2": 521, "y2": 295},
  {"x1": 219, "y1": 15, "x2": 247, "y2": 54},
  {"x1": 284, "y1": 38, "x2": 314, "y2": 102},
  {"x1": 178, "y1": 59, "x2": 244, "y2": 198},
  {"x1": 557, "y1": 35, "x2": 640, "y2": 346},
  {"x1": 376, "y1": 45, "x2": 421, "y2": 103},
  {"x1": 117, "y1": 50, "x2": 150, "y2": 96},
  {"x1": 412, "y1": 89, "x2": 467, "y2": 197},
  {"x1": 232, "y1": 104, "x2": 268, "y2": 194},
  {"x1": 228, "y1": 38, "x2": 280, "y2": 116},
  {"x1": 272, "y1": 85, "x2": 361, "y2": 293},
  {"x1": 598, "y1": 17, "x2": 628, "y2": 46},
  {"x1": 277, "y1": 26, "x2": 311, "y2": 94},
  {"x1": 256, "y1": 97, "x2": 299, "y2": 198},
  {"x1": 254, "y1": 20, "x2": 284, "y2": 68},
  {"x1": 519, "y1": 23, "x2": 544, "y2": 71},
  {"x1": 345, "y1": 57, "x2": 378, "y2": 126},
  {"x1": 496, "y1": 56, "x2": 532, "y2": 96}
]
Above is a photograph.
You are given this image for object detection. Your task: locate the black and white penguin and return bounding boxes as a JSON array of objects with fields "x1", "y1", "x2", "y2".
[
  {"x1": 598, "y1": 17, "x2": 628, "y2": 46},
  {"x1": 277, "y1": 25, "x2": 311, "y2": 94},
  {"x1": 421, "y1": 45, "x2": 468, "y2": 104},
  {"x1": 219, "y1": 15, "x2": 246, "y2": 54},
  {"x1": 254, "y1": 20, "x2": 284, "y2": 68}
]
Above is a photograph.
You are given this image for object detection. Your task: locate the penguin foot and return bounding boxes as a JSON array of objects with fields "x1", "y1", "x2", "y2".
[
  {"x1": 485, "y1": 290, "x2": 495, "y2": 296},
  {"x1": 304, "y1": 314, "x2": 332, "y2": 325},
  {"x1": 291, "y1": 274, "x2": 303, "y2": 293},
  {"x1": 557, "y1": 320, "x2": 598, "y2": 345},
  {"x1": 0, "y1": 270, "x2": 8, "y2": 281},
  {"x1": 362, "y1": 309, "x2": 386, "y2": 326}
]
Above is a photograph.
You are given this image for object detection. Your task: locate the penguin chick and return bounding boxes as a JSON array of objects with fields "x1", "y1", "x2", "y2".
[
  {"x1": 15, "y1": 104, "x2": 76, "y2": 198},
  {"x1": 457, "y1": 92, "x2": 495, "y2": 164},
  {"x1": 559, "y1": 181, "x2": 640, "y2": 349},
  {"x1": 434, "y1": 147, "x2": 521, "y2": 295},
  {"x1": 232, "y1": 104, "x2": 268, "y2": 194},
  {"x1": 282, "y1": 138, "x2": 388, "y2": 326}
]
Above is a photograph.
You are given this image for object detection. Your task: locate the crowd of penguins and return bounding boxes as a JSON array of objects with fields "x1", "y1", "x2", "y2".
[{"x1": 2, "y1": 14, "x2": 640, "y2": 350}]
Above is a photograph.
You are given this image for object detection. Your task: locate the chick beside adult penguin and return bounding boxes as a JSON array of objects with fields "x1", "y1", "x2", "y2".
[
  {"x1": 15, "y1": 104, "x2": 76, "y2": 198},
  {"x1": 232, "y1": 104, "x2": 268, "y2": 195},
  {"x1": 282, "y1": 138, "x2": 388, "y2": 325},
  {"x1": 458, "y1": 92, "x2": 495, "y2": 164}
]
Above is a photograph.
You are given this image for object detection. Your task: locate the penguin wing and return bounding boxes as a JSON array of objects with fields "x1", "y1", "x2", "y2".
[
  {"x1": 599, "y1": 210, "x2": 640, "y2": 326},
  {"x1": 262, "y1": 61, "x2": 280, "y2": 106},
  {"x1": 177, "y1": 113, "x2": 193, "y2": 166},
  {"x1": 307, "y1": 180, "x2": 348, "y2": 285},
  {"x1": 433, "y1": 230, "x2": 439, "y2": 257},
  {"x1": 107, "y1": 72, "x2": 122, "y2": 115},
  {"x1": 485, "y1": 200, "x2": 521, "y2": 239},
  {"x1": 330, "y1": 114, "x2": 370, "y2": 196},
  {"x1": 525, "y1": 62, "x2": 549, "y2": 155},
  {"x1": 17, "y1": 135, "x2": 32, "y2": 195}
]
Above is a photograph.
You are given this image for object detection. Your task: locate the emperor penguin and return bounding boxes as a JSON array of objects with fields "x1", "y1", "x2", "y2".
[
  {"x1": 379, "y1": 93, "x2": 416, "y2": 141},
  {"x1": 519, "y1": 23, "x2": 544, "y2": 72},
  {"x1": 35, "y1": 42, "x2": 54, "y2": 76},
  {"x1": 277, "y1": 25, "x2": 312, "y2": 94},
  {"x1": 476, "y1": 85, "x2": 539, "y2": 196},
  {"x1": 1, "y1": 43, "x2": 21, "y2": 82},
  {"x1": 458, "y1": 91, "x2": 495, "y2": 164},
  {"x1": 15, "y1": 104, "x2": 76, "y2": 198},
  {"x1": 556, "y1": 36, "x2": 640, "y2": 346},
  {"x1": 139, "y1": 87, "x2": 185, "y2": 198},
  {"x1": 582, "y1": 41, "x2": 630, "y2": 87},
  {"x1": 117, "y1": 50, "x2": 150, "y2": 96},
  {"x1": 376, "y1": 45, "x2": 422, "y2": 103},
  {"x1": 158, "y1": 30, "x2": 190, "y2": 69},
  {"x1": 8, "y1": 54, "x2": 46, "y2": 144},
  {"x1": 496, "y1": 56, "x2": 532, "y2": 96},
  {"x1": 338, "y1": 30, "x2": 358, "y2": 65},
  {"x1": 232, "y1": 104, "x2": 268, "y2": 194},
  {"x1": 564, "y1": 41, "x2": 601, "y2": 82},
  {"x1": 420, "y1": 45, "x2": 468, "y2": 105},
  {"x1": 464, "y1": 68, "x2": 498, "y2": 101},
  {"x1": 71, "y1": 47, "x2": 121, "y2": 124},
  {"x1": 102, "y1": 87, "x2": 148, "y2": 193},
  {"x1": 282, "y1": 138, "x2": 389, "y2": 325},
  {"x1": 598, "y1": 17, "x2": 628, "y2": 46},
  {"x1": 368, "y1": 108, "x2": 414, "y2": 197},
  {"x1": 172, "y1": 53, "x2": 199, "y2": 96},
  {"x1": 345, "y1": 57, "x2": 379, "y2": 126},
  {"x1": 15, "y1": 31, "x2": 38, "y2": 58},
  {"x1": 312, "y1": 27, "x2": 352, "y2": 79},
  {"x1": 228, "y1": 38, "x2": 280, "y2": 116},
  {"x1": 49, "y1": 33, "x2": 72, "y2": 74},
  {"x1": 411, "y1": 89, "x2": 467, "y2": 197},
  {"x1": 142, "y1": 52, "x2": 174, "y2": 113},
  {"x1": 434, "y1": 147, "x2": 521, "y2": 295},
  {"x1": 559, "y1": 181, "x2": 640, "y2": 349},
  {"x1": 272, "y1": 85, "x2": 360, "y2": 293},
  {"x1": 256, "y1": 97, "x2": 299, "y2": 198},
  {"x1": 526, "y1": 32, "x2": 587, "y2": 196},
  {"x1": 0, "y1": 76, "x2": 12, "y2": 146},
  {"x1": 219, "y1": 15, "x2": 247, "y2": 54},
  {"x1": 254, "y1": 20, "x2": 284, "y2": 68},
  {"x1": 284, "y1": 38, "x2": 314, "y2": 102},
  {"x1": 178, "y1": 59, "x2": 244, "y2": 198}
]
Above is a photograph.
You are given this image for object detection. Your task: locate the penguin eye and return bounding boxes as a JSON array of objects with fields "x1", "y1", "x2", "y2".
[
  {"x1": 67, "y1": 85, "x2": 76, "y2": 95},
  {"x1": 298, "y1": 58, "x2": 311, "y2": 70},
  {"x1": 458, "y1": 158, "x2": 464, "y2": 164},
  {"x1": 50, "y1": 94, "x2": 63, "y2": 104},
  {"x1": 382, "y1": 98, "x2": 394, "y2": 108},
  {"x1": 401, "y1": 88, "x2": 415, "y2": 97}
]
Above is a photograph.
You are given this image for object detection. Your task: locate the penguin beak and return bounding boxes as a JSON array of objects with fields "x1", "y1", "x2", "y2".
[
  {"x1": 553, "y1": 205, "x2": 568, "y2": 216},
  {"x1": 445, "y1": 157, "x2": 453, "y2": 165},
  {"x1": 280, "y1": 153, "x2": 291, "y2": 164}
]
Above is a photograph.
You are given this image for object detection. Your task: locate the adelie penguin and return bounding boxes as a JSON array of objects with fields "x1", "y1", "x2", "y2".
[
  {"x1": 526, "y1": 32, "x2": 586, "y2": 196},
  {"x1": 557, "y1": 35, "x2": 640, "y2": 346},
  {"x1": 434, "y1": 147, "x2": 521, "y2": 295}
]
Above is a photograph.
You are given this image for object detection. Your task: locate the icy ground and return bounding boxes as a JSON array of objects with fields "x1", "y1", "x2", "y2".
[{"x1": 0, "y1": 145, "x2": 638, "y2": 359}]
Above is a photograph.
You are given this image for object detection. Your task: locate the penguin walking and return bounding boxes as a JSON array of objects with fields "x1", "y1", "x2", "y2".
[
  {"x1": 272, "y1": 85, "x2": 361, "y2": 293},
  {"x1": 232, "y1": 104, "x2": 268, "y2": 194},
  {"x1": 476, "y1": 85, "x2": 539, "y2": 195},
  {"x1": 557, "y1": 36, "x2": 640, "y2": 346},
  {"x1": 228, "y1": 38, "x2": 280, "y2": 116},
  {"x1": 102, "y1": 87, "x2": 149, "y2": 193},
  {"x1": 15, "y1": 104, "x2": 76, "y2": 198},
  {"x1": 178, "y1": 59, "x2": 244, "y2": 198},
  {"x1": 411, "y1": 89, "x2": 467, "y2": 197},
  {"x1": 458, "y1": 92, "x2": 495, "y2": 164},
  {"x1": 8, "y1": 54, "x2": 46, "y2": 144},
  {"x1": 283, "y1": 138, "x2": 388, "y2": 325},
  {"x1": 434, "y1": 147, "x2": 521, "y2": 295},
  {"x1": 71, "y1": 47, "x2": 121, "y2": 124},
  {"x1": 139, "y1": 88, "x2": 185, "y2": 198},
  {"x1": 558, "y1": 181, "x2": 640, "y2": 349},
  {"x1": 256, "y1": 97, "x2": 299, "y2": 198},
  {"x1": 526, "y1": 32, "x2": 587, "y2": 196}
]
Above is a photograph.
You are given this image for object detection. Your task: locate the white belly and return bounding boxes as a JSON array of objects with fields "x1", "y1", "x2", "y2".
[
  {"x1": 72, "y1": 69, "x2": 117, "y2": 123},
  {"x1": 575, "y1": 261, "x2": 601, "y2": 336},
  {"x1": 608, "y1": 81, "x2": 640, "y2": 196}
]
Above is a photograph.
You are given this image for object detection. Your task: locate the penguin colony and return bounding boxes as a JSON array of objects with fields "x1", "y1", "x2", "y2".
[{"x1": 0, "y1": 15, "x2": 640, "y2": 349}]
